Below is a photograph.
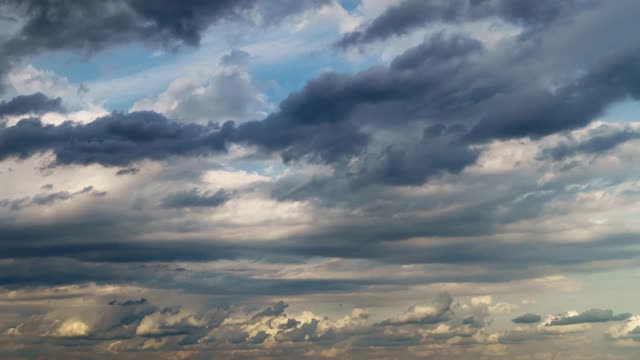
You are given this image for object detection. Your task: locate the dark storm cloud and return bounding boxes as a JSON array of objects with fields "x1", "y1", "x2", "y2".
[
  {"x1": 336, "y1": 0, "x2": 587, "y2": 49},
  {"x1": 549, "y1": 309, "x2": 632, "y2": 326},
  {"x1": 0, "y1": 93, "x2": 64, "y2": 117},
  {"x1": 512, "y1": 313, "x2": 542, "y2": 324},
  {"x1": 161, "y1": 188, "x2": 230, "y2": 209},
  {"x1": 540, "y1": 125, "x2": 640, "y2": 161}
]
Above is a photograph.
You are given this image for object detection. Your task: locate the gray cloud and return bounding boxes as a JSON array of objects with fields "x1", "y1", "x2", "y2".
[
  {"x1": 251, "y1": 301, "x2": 288, "y2": 320},
  {"x1": 465, "y1": 48, "x2": 640, "y2": 142},
  {"x1": 336, "y1": 0, "x2": 587, "y2": 49},
  {"x1": 0, "y1": 111, "x2": 229, "y2": 166},
  {"x1": 0, "y1": 185, "x2": 105, "y2": 210},
  {"x1": 349, "y1": 129, "x2": 478, "y2": 187},
  {"x1": 0, "y1": 93, "x2": 64, "y2": 117},
  {"x1": 0, "y1": 0, "x2": 329, "y2": 95},
  {"x1": 1, "y1": 289, "x2": 637, "y2": 358},
  {"x1": 115, "y1": 168, "x2": 140, "y2": 176},
  {"x1": 549, "y1": 309, "x2": 632, "y2": 326},
  {"x1": 512, "y1": 313, "x2": 542, "y2": 324},
  {"x1": 3, "y1": 1, "x2": 640, "y2": 358},
  {"x1": 220, "y1": 49, "x2": 251, "y2": 67},
  {"x1": 161, "y1": 188, "x2": 230, "y2": 209},
  {"x1": 541, "y1": 125, "x2": 640, "y2": 161},
  {"x1": 2, "y1": 0, "x2": 328, "y2": 55},
  {"x1": 2, "y1": 23, "x2": 639, "y2": 181}
]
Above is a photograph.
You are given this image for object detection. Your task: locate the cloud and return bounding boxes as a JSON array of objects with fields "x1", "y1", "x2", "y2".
[
  {"x1": 52, "y1": 320, "x2": 90, "y2": 338},
  {"x1": 2, "y1": 291, "x2": 637, "y2": 358},
  {"x1": 220, "y1": 49, "x2": 251, "y2": 67},
  {"x1": 607, "y1": 316, "x2": 640, "y2": 342},
  {"x1": 379, "y1": 292, "x2": 453, "y2": 325},
  {"x1": 3, "y1": 21, "x2": 640, "y2": 181},
  {"x1": 131, "y1": 55, "x2": 271, "y2": 124},
  {"x1": 0, "y1": 185, "x2": 106, "y2": 210},
  {"x1": 0, "y1": 0, "x2": 330, "y2": 95},
  {"x1": 0, "y1": 111, "x2": 229, "y2": 166},
  {"x1": 161, "y1": 188, "x2": 230, "y2": 209},
  {"x1": 512, "y1": 313, "x2": 542, "y2": 324},
  {"x1": 115, "y1": 167, "x2": 140, "y2": 176},
  {"x1": 548, "y1": 309, "x2": 632, "y2": 326},
  {"x1": 2, "y1": 3, "x2": 640, "y2": 358},
  {"x1": 251, "y1": 301, "x2": 288, "y2": 320},
  {"x1": 0, "y1": 92, "x2": 64, "y2": 117},
  {"x1": 336, "y1": 0, "x2": 586, "y2": 49},
  {"x1": 2, "y1": 0, "x2": 329, "y2": 55},
  {"x1": 540, "y1": 123, "x2": 640, "y2": 161}
]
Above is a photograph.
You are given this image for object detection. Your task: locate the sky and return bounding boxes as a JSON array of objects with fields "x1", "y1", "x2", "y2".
[{"x1": 1, "y1": 0, "x2": 640, "y2": 359}]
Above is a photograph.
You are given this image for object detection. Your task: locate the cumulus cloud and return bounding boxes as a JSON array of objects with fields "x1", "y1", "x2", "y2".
[
  {"x1": 52, "y1": 320, "x2": 90, "y2": 338},
  {"x1": 2, "y1": 290, "x2": 638, "y2": 358}
]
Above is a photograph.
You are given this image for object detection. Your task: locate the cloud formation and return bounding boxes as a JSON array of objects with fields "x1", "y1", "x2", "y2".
[{"x1": 2, "y1": 1, "x2": 640, "y2": 358}]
